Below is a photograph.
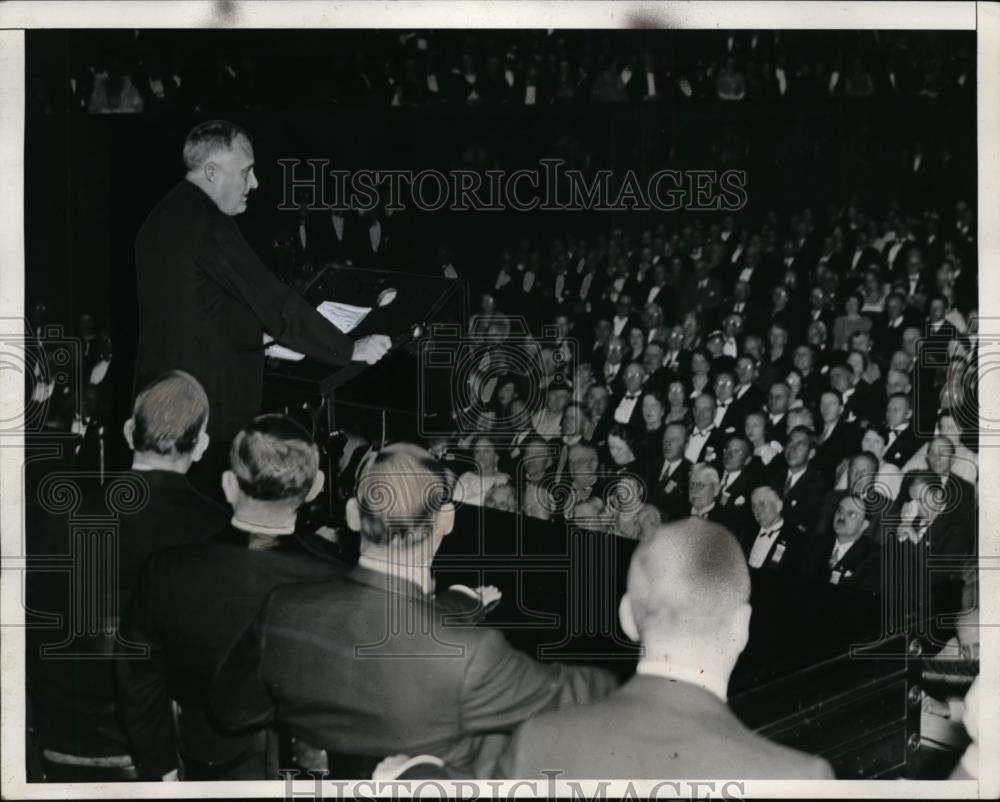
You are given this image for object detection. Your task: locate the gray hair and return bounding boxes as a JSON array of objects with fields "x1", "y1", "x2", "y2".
[{"x1": 183, "y1": 120, "x2": 252, "y2": 172}]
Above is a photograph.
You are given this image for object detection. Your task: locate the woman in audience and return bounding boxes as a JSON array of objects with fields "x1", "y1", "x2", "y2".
[
  {"x1": 627, "y1": 325, "x2": 646, "y2": 362},
  {"x1": 745, "y1": 411, "x2": 783, "y2": 469},
  {"x1": 688, "y1": 349, "x2": 713, "y2": 399},
  {"x1": 860, "y1": 271, "x2": 888, "y2": 316},
  {"x1": 834, "y1": 291, "x2": 874, "y2": 350},
  {"x1": 453, "y1": 435, "x2": 511, "y2": 507},
  {"x1": 664, "y1": 380, "x2": 692, "y2": 426}
]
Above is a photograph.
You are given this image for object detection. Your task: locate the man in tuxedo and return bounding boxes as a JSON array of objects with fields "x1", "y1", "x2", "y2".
[
  {"x1": 770, "y1": 426, "x2": 829, "y2": 535},
  {"x1": 685, "y1": 394, "x2": 723, "y2": 464},
  {"x1": 117, "y1": 414, "x2": 348, "y2": 780},
  {"x1": 134, "y1": 121, "x2": 390, "y2": 493},
  {"x1": 712, "y1": 371, "x2": 744, "y2": 437},
  {"x1": 716, "y1": 436, "x2": 759, "y2": 542},
  {"x1": 764, "y1": 381, "x2": 791, "y2": 445},
  {"x1": 814, "y1": 390, "x2": 862, "y2": 484},
  {"x1": 898, "y1": 248, "x2": 930, "y2": 301},
  {"x1": 745, "y1": 486, "x2": 804, "y2": 575},
  {"x1": 875, "y1": 291, "x2": 919, "y2": 360},
  {"x1": 882, "y1": 393, "x2": 922, "y2": 467},
  {"x1": 26, "y1": 370, "x2": 229, "y2": 773},
  {"x1": 497, "y1": 519, "x2": 834, "y2": 779},
  {"x1": 601, "y1": 336, "x2": 627, "y2": 393},
  {"x1": 733, "y1": 355, "x2": 765, "y2": 414},
  {"x1": 211, "y1": 443, "x2": 617, "y2": 777},
  {"x1": 688, "y1": 463, "x2": 727, "y2": 524},
  {"x1": 609, "y1": 362, "x2": 646, "y2": 432},
  {"x1": 654, "y1": 422, "x2": 691, "y2": 521}
]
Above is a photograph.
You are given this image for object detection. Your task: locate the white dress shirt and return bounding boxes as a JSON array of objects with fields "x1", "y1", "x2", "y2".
[
  {"x1": 685, "y1": 428, "x2": 713, "y2": 463},
  {"x1": 614, "y1": 392, "x2": 641, "y2": 424},
  {"x1": 748, "y1": 519, "x2": 785, "y2": 569},
  {"x1": 612, "y1": 314, "x2": 629, "y2": 336}
]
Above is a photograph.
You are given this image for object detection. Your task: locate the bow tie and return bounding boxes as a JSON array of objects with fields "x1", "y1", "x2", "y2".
[
  {"x1": 718, "y1": 399, "x2": 732, "y2": 407},
  {"x1": 625, "y1": 393, "x2": 640, "y2": 400},
  {"x1": 759, "y1": 525, "x2": 781, "y2": 537},
  {"x1": 693, "y1": 428, "x2": 711, "y2": 438}
]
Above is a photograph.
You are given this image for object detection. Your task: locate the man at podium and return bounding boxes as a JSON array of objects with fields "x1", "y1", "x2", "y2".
[{"x1": 134, "y1": 120, "x2": 391, "y2": 491}]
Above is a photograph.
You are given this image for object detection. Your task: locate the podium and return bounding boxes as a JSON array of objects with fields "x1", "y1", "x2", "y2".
[{"x1": 262, "y1": 265, "x2": 467, "y2": 519}]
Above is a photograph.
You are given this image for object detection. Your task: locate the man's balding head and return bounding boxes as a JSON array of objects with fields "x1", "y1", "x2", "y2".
[{"x1": 621, "y1": 520, "x2": 751, "y2": 677}]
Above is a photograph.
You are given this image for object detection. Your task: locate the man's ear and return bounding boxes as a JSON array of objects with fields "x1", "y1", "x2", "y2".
[
  {"x1": 619, "y1": 593, "x2": 640, "y2": 643},
  {"x1": 305, "y1": 470, "x2": 325, "y2": 503},
  {"x1": 122, "y1": 418, "x2": 135, "y2": 451},
  {"x1": 731, "y1": 602, "x2": 752, "y2": 656},
  {"x1": 204, "y1": 160, "x2": 218, "y2": 183},
  {"x1": 345, "y1": 498, "x2": 362, "y2": 532},
  {"x1": 191, "y1": 428, "x2": 210, "y2": 464},
  {"x1": 221, "y1": 470, "x2": 240, "y2": 508},
  {"x1": 433, "y1": 501, "x2": 455, "y2": 539}
]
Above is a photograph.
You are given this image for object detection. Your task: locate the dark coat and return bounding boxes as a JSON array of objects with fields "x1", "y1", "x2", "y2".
[
  {"x1": 117, "y1": 526, "x2": 348, "y2": 779},
  {"x1": 134, "y1": 180, "x2": 355, "y2": 443},
  {"x1": 210, "y1": 565, "x2": 618, "y2": 777}
]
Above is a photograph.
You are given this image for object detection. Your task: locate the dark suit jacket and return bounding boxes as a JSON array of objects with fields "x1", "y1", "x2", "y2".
[
  {"x1": 25, "y1": 470, "x2": 228, "y2": 760},
  {"x1": 496, "y1": 673, "x2": 833, "y2": 779},
  {"x1": 117, "y1": 525, "x2": 348, "y2": 779},
  {"x1": 798, "y1": 533, "x2": 882, "y2": 596},
  {"x1": 210, "y1": 565, "x2": 618, "y2": 777},
  {"x1": 743, "y1": 521, "x2": 806, "y2": 576},
  {"x1": 882, "y1": 424, "x2": 922, "y2": 468},
  {"x1": 653, "y1": 459, "x2": 692, "y2": 521},
  {"x1": 814, "y1": 419, "x2": 862, "y2": 483},
  {"x1": 134, "y1": 180, "x2": 354, "y2": 442},
  {"x1": 771, "y1": 465, "x2": 830, "y2": 535},
  {"x1": 718, "y1": 467, "x2": 761, "y2": 542}
]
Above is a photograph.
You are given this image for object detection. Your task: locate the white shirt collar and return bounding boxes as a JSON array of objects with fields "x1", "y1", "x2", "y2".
[
  {"x1": 230, "y1": 516, "x2": 295, "y2": 536},
  {"x1": 636, "y1": 660, "x2": 728, "y2": 703},
  {"x1": 759, "y1": 517, "x2": 784, "y2": 536},
  {"x1": 358, "y1": 553, "x2": 433, "y2": 595}
]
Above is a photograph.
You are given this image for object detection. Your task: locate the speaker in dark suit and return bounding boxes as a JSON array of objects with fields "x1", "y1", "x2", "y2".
[
  {"x1": 134, "y1": 127, "x2": 359, "y2": 450},
  {"x1": 496, "y1": 518, "x2": 833, "y2": 780}
]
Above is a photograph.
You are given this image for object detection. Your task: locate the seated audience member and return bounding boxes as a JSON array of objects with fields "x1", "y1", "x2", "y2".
[
  {"x1": 833, "y1": 428, "x2": 902, "y2": 502},
  {"x1": 686, "y1": 393, "x2": 723, "y2": 464},
  {"x1": 814, "y1": 390, "x2": 862, "y2": 483},
  {"x1": 745, "y1": 411, "x2": 783, "y2": 469},
  {"x1": 636, "y1": 388, "x2": 667, "y2": 466},
  {"x1": 664, "y1": 379, "x2": 692, "y2": 426},
  {"x1": 26, "y1": 370, "x2": 228, "y2": 774},
  {"x1": 607, "y1": 474, "x2": 661, "y2": 540},
  {"x1": 903, "y1": 413, "x2": 978, "y2": 486},
  {"x1": 817, "y1": 451, "x2": 890, "y2": 539},
  {"x1": 688, "y1": 462, "x2": 727, "y2": 524},
  {"x1": 210, "y1": 443, "x2": 618, "y2": 777},
  {"x1": 799, "y1": 495, "x2": 882, "y2": 596},
  {"x1": 745, "y1": 486, "x2": 803, "y2": 574},
  {"x1": 716, "y1": 435, "x2": 758, "y2": 542},
  {"x1": 564, "y1": 441, "x2": 605, "y2": 517},
  {"x1": 764, "y1": 381, "x2": 792, "y2": 445},
  {"x1": 654, "y1": 422, "x2": 692, "y2": 522},
  {"x1": 610, "y1": 362, "x2": 647, "y2": 429},
  {"x1": 771, "y1": 426, "x2": 830, "y2": 535},
  {"x1": 117, "y1": 415, "x2": 347, "y2": 781},
  {"x1": 516, "y1": 435, "x2": 557, "y2": 520},
  {"x1": 496, "y1": 519, "x2": 834, "y2": 779},
  {"x1": 881, "y1": 393, "x2": 922, "y2": 467},
  {"x1": 553, "y1": 402, "x2": 595, "y2": 478},
  {"x1": 531, "y1": 381, "x2": 572, "y2": 440},
  {"x1": 452, "y1": 436, "x2": 511, "y2": 507}
]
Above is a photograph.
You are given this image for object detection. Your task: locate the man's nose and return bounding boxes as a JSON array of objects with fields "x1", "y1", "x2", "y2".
[{"x1": 249, "y1": 170, "x2": 259, "y2": 190}]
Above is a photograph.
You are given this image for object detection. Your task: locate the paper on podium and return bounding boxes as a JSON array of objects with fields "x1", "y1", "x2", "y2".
[
  {"x1": 316, "y1": 300, "x2": 371, "y2": 333},
  {"x1": 264, "y1": 301, "x2": 371, "y2": 362},
  {"x1": 265, "y1": 343, "x2": 306, "y2": 361}
]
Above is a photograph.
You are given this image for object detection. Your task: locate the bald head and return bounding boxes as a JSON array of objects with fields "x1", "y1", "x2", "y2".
[{"x1": 625, "y1": 519, "x2": 750, "y2": 642}]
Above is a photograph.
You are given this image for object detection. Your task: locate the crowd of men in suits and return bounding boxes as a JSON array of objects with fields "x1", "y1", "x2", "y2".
[
  {"x1": 32, "y1": 29, "x2": 972, "y2": 116},
  {"x1": 424, "y1": 194, "x2": 978, "y2": 644}
]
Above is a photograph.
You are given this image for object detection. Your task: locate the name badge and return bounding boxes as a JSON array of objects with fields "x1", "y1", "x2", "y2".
[
  {"x1": 771, "y1": 542, "x2": 786, "y2": 563},
  {"x1": 830, "y1": 568, "x2": 843, "y2": 585}
]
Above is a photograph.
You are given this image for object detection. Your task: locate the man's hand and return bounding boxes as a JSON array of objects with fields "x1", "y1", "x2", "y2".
[{"x1": 352, "y1": 334, "x2": 392, "y2": 365}]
